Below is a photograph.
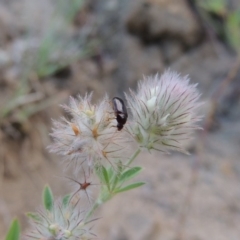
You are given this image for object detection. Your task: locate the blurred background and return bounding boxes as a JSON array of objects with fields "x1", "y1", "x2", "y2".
[{"x1": 1, "y1": 0, "x2": 240, "y2": 239}]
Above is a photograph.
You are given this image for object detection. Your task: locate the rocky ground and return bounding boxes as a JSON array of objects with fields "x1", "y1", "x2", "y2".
[{"x1": 1, "y1": 0, "x2": 240, "y2": 239}]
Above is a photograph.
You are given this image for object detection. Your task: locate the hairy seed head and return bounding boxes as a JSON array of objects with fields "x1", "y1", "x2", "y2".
[
  {"x1": 125, "y1": 70, "x2": 202, "y2": 154},
  {"x1": 49, "y1": 93, "x2": 129, "y2": 170},
  {"x1": 25, "y1": 199, "x2": 97, "y2": 240}
]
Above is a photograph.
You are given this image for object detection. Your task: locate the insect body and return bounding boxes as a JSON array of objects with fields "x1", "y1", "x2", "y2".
[{"x1": 112, "y1": 97, "x2": 128, "y2": 131}]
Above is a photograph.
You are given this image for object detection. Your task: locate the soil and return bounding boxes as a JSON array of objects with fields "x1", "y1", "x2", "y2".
[{"x1": 1, "y1": 0, "x2": 240, "y2": 240}]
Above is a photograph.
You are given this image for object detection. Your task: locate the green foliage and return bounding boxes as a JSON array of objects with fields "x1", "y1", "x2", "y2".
[
  {"x1": 95, "y1": 165, "x2": 110, "y2": 194},
  {"x1": 96, "y1": 164, "x2": 145, "y2": 202},
  {"x1": 35, "y1": 29, "x2": 71, "y2": 78},
  {"x1": 5, "y1": 219, "x2": 20, "y2": 240},
  {"x1": 198, "y1": 0, "x2": 227, "y2": 16},
  {"x1": 62, "y1": 194, "x2": 71, "y2": 207},
  {"x1": 58, "y1": 0, "x2": 84, "y2": 23},
  {"x1": 113, "y1": 182, "x2": 145, "y2": 194},
  {"x1": 42, "y1": 185, "x2": 54, "y2": 211},
  {"x1": 84, "y1": 161, "x2": 145, "y2": 222},
  {"x1": 196, "y1": 0, "x2": 240, "y2": 53},
  {"x1": 225, "y1": 10, "x2": 240, "y2": 52},
  {"x1": 34, "y1": 0, "x2": 85, "y2": 78},
  {"x1": 35, "y1": 35, "x2": 63, "y2": 78},
  {"x1": 119, "y1": 167, "x2": 142, "y2": 183},
  {"x1": 0, "y1": 0, "x2": 87, "y2": 124},
  {"x1": 26, "y1": 212, "x2": 42, "y2": 223}
]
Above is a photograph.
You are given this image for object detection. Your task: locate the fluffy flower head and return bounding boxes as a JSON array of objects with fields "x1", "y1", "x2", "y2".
[
  {"x1": 125, "y1": 70, "x2": 202, "y2": 153},
  {"x1": 49, "y1": 93, "x2": 128, "y2": 170},
  {"x1": 25, "y1": 199, "x2": 97, "y2": 240}
]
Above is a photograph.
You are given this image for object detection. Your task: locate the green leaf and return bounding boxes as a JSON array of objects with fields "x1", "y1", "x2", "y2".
[
  {"x1": 107, "y1": 167, "x2": 114, "y2": 181},
  {"x1": 5, "y1": 219, "x2": 20, "y2": 240},
  {"x1": 97, "y1": 165, "x2": 109, "y2": 184},
  {"x1": 38, "y1": 64, "x2": 62, "y2": 78},
  {"x1": 101, "y1": 166, "x2": 109, "y2": 186},
  {"x1": 198, "y1": 0, "x2": 227, "y2": 15},
  {"x1": 225, "y1": 10, "x2": 240, "y2": 52},
  {"x1": 111, "y1": 173, "x2": 120, "y2": 192},
  {"x1": 95, "y1": 165, "x2": 111, "y2": 192},
  {"x1": 95, "y1": 165, "x2": 105, "y2": 182},
  {"x1": 43, "y1": 185, "x2": 54, "y2": 211},
  {"x1": 110, "y1": 166, "x2": 122, "y2": 192},
  {"x1": 62, "y1": 194, "x2": 71, "y2": 207},
  {"x1": 113, "y1": 182, "x2": 145, "y2": 194},
  {"x1": 119, "y1": 167, "x2": 142, "y2": 183},
  {"x1": 26, "y1": 212, "x2": 42, "y2": 223},
  {"x1": 58, "y1": 0, "x2": 84, "y2": 22}
]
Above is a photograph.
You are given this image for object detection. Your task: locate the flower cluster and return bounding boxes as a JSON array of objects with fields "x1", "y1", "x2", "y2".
[
  {"x1": 49, "y1": 71, "x2": 202, "y2": 169},
  {"x1": 125, "y1": 71, "x2": 202, "y2": 154},
  {"x1": 23, "y1": 70, "x2": 202, "y2": 240},
  {"x1": 25, "y1": 200, "x2": 96, "y2": 240},
  {"x1": 49, "y1": 93, "x2": 129, "y2": 170}
]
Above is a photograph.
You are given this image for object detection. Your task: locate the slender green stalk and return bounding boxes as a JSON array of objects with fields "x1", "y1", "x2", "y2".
[
  {"x1": 84, "y1": 201, "x2": 101, "y2": 222},
  {"x1": 126, "y1": 148, "x2": 141, "y2": 167},
  {"x1": 84, "y1": 148, "x2": 141, "y2": 222}
]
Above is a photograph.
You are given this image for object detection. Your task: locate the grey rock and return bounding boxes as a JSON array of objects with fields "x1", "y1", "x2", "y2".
[{"x1": 126, "y1": 0, "x2": 203, "y2": 47}]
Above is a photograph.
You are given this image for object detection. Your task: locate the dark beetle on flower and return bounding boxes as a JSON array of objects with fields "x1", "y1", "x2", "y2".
[{"x1": 112, "y1": 97, "x2": 128, "y2": 131}]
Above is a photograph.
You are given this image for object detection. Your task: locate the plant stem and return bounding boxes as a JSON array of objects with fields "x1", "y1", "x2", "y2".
[
  {"x1": 84, "y1": 201, "x2": 100, "y2": 222},
  {"x1": 126, "y1": 148, "x2": 141, "y2": 167},
  {"x1": 84, "y1": 148, "x2": 141, "y2": 222}
]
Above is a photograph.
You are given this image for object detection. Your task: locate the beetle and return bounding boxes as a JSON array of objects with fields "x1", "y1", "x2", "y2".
[{"x1": 112, "y1": 97, "x2": 128, "y2": 131}]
